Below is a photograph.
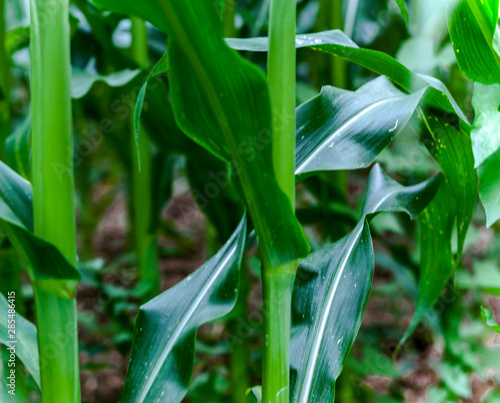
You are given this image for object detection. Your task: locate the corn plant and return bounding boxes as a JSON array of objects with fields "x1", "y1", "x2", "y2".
[{"x1": 1, "y1": 0, "x2": 499, "y2": 402}]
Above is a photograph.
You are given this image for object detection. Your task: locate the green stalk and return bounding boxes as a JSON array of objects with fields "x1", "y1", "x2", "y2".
[
  {"x1": 30, "y1": 0, "x2": 80, "y2": 401},
  {"x1": 0, "y1": 0, "x2": 10, "y2": 159},
  {"x1": 130, "y1": 17, "x2": 160, "y2": 301},
  {"x1": 264, "y1": 0, "x2": 297, "y2": 401}
]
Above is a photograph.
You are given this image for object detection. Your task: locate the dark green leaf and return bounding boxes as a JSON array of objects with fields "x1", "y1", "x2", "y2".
[
  {"x1": 122, "y1": 218, "x2": 246, "y2": 402},
  {"x1": 290, "y1": 165, "x2": 440, "y2": 402},
  {"x1": 0, "y1": 293, "x2": 40, "y2": 388},
  {"x1": 0, "y1": 161, "x2": 80, "y2": 298},
  {"x1": 226, "y1": 30, "x2": 468, "y2": 123},
  {"x1": 92, "y1": 0, "x2": 310, "y2": 269},
  {"x1": 400, "y1": 111, "x2": 477, "y2": 343}
]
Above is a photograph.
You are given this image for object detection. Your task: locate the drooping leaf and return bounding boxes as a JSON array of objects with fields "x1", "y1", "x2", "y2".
[
  {"x1": 481, "y1": 306, "x2": 500, "y2": 333},
  {"x1": 122, "y1": 218, "x2": 247, "y2": 402},
  {"x1": 92, "y1": 0, "x2": 310, "y2": 270},
  {"x1": 71, "y1": 67, "x2": 141, "y2": 99},
  {"x1": 0, "y1": 161, "x2": 80, "y2": 298},
  {"x1": 394, "y1": 0, "x2": 410, "y2": 25},
  {"x1": 5, "y1": 113, "x2": 31, "y2": 181},
  {"x1": 471, "y1": 83, "x2": 500, "y2": 226},
  {"x1": 226, "y1": 30, "x2": 468, "y2": 123},
  {"x1": 5, "y1": 26, "x2": 30, "y2": 56},
  {"x1": 290, "y1": 165, "x2": 440, "y2": 403},
  {"x1": 400, "y1": 110, "x2": 478, "y2": 343},
  {"x1": 0, "y1": 293, "x2": 40, "y2": 388},
  {"x1": 447, "y1": 0, "x2": 500, "y2": 85}
]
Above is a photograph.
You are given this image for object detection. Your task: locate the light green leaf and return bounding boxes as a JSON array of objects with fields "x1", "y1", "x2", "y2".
[
  {"x1": 481, "y1": 306, "x2": 500, "y2": 333},
  {"x1": 447, "y1": 0, "x2": 500, "y2": 85},
  {"x1": 290, "y1": 165, "x2": 440, "y2": 403},
  {"x1": 0, "y1": 161, "x2": 80, "y2": 298},
  {"x1": 122, "y1": 218, "x2": 246, "y2": 402},
  {"x1": 394, "y1": 0, "x2": 410, "y2": 25},
  {"x1": 0, "y1": 293, "x2": 40, "y2": 388},
  {"x1": 471, "y1": 83, "x2": 500, "y2": 226},
  {"x1": 456, "y1": 259, "x2": 500, "y2": 295},
  {"x1": 92, "y1": 0, "x2": 310, "y2": 270},
  {"x1": 478, "y1": 150, "x2": 500, "y2": 226},
  {"x1": 71, "y1": 67, "x2": 141, "y2": 99}
]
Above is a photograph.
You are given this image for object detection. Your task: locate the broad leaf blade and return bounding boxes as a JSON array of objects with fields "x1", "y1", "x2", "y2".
[
  {"x1": 92, "y1": 0, "x2": 310, "y2": 269},
  {"x1": 479, "y1": 150, "x2": 500, "y2": 226},
  {"x1": 447, "y1": 0, "x2": 500, "y2": 85},
  {"x1": 0, "y1": 161, "x2": 80, "y2": 298},
  {"x1": 0, "y1": 293, "x2": 40, "y2": 388},
  {"x1": 291, "y1": 165, "x2": 440, "y2": 403},
  {"x1": 122, "y1": 218, "x2": 247, "y2": 402},
  {"x1": 400, "y1": 111, "x2": 478, "y2": 343},
  {"x1": 5, "y1": 114, "x2": 31, "y2": 181},
  {"x1": 227, "y1": 30, "x2": 468, "y2": 123}
]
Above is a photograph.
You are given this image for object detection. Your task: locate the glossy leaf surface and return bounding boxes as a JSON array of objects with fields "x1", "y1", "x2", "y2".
[
  {"x1": 290, "y1": 165, "x2": 440, "y2": 402},
  {"x1": 92, "y1": 0, "x2": 310, "y2": 270},
  {"x1": 447, "y1": 0, "x2": 500, "y2": 85},
  {"x1": 0, "y1": 293, "x2": 40, "y2": 388},
  {"x1": 122, "y1": 218, "x2": 246, "y2": 402},
  {"x1": 227, "y1": 30, "x2": 468, "y2": 123},
  {"x1": 0, "y1": 161, "x2": 80, "y2": 298}
]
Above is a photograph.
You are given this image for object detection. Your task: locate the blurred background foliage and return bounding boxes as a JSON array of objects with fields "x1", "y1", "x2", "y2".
[{"x1": 0, "y1": 0, "x2": 499, "y2": 402}]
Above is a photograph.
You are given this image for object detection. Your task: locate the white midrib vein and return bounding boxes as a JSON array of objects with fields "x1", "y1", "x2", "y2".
[
  {"x1": 298, "y1": 188, "x2": 399, "y2": 402},
  {"x1": 295, "y1": 97, "x2": 401, "y2": 175},
  {"x1": 137, "y1": 243, "x2": 238, "y2": 402}
]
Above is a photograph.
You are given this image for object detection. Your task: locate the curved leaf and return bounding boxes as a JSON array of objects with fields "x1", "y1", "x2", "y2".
[
  {"x1": 226, "y1": 30, "x2": 468, "y2": 124},
  {"x1": 0, "y1": 161, "x2": 80, "y2": 298},
  {"x1": 395, "y1": 0, "x2": 410, "y2": 25},
  {"x1": 92, "y1": 0, "x2": 310, "y2": 270},
  {"x1": 5, "y1": 113, "x2": 31, "y2": 181},
  {"x1": 71, "y1": 67, "x2": 140, "y2": 99},
  {"x1": 0, "y1": 293, "x2": 40, "y2": 388},
  {"x1": 447, "y1": 0, "x2": 500, "y2": 85},
  {"x1": 290, "y1": 164, "x2": 440, "y2": 403},
  {"x1": 295, "y1": 76, "x2": 425, "y2": 176},
  {"x1": 122, "y1": 217, "x2": 247, "y2": 402}
]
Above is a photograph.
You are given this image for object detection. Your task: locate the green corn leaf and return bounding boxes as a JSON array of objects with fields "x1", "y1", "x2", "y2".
[
  {"x1": 5, "y1": 26, "x2": 30, "y2": 56},
  {"x1": 71, "y1": 67, "x2": 141, "y2": 99},
  {"x1": 471, "y1": 83, "x2": 500, "y2": 226},
  {"x1": 400, "y1": 111, "x2": 477, "y2": 344},
  {"x1": 394, "y1": 0, "x2": 410, "y2": 25},
  {"x1": 0, "y1": 161, "x2": 80, "y2": 298},
  {"x1": 481, "y1": 306, "x2": 500, "y2": 333},
  {"x1": 92, "y1": 0, "x2": 310, "y2": 270},
  {"x1": 0, "y1": 293, "x2": 40, "y2": 388},
  {"x1": 122, "y1": 217, "x2": 247, "y2": 402},
  {"x1": 226, "y1": 30, "x2": 468, "y2": 123},
  {"x1": 296, "y1": 76, "x2": 430, "y2": 177},
  {"x1": 290, "y1": 164, "x2": 440, "y2": 403},
  {"x1": 447, "y1": 0, "x2": 500, "y2": 85},
  {"x1": 5, "y1": 113, "x2": 31, "y2": 181}
]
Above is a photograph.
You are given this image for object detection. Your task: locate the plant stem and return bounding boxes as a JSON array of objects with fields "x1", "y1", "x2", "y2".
[
  {"x1": 29, "y1": 0, "x2": 80, "y2": 401},
  {"x1": 130, "y1": 17, "x2": 160, "y2": 301},
  {"x1": 264, "y1": 0, "x2": 297, "y2": 401},
  {"x1": 0, "y1": 0, "x2": 10, "y2": 159}
]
